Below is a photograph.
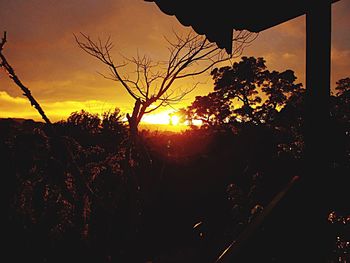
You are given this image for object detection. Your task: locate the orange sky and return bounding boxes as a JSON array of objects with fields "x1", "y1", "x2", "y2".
[{"x1": 0, "y1": 0, "x2": 349, "y2": 124}]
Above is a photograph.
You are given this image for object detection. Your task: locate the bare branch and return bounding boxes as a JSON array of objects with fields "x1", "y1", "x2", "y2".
[
  {"x1": 75, "y1": 33, "x2": 140, "y2": 101},
  {"x1": 75, "y1": 29, "x2": 257, "y2": 133},
  {"x1": 0, "y1": 32, "x2": 51, "y2": 124},
  {"x1": 144, "y1": 101, "x2": 166, "y2": 114},
  {"x1": 0, "y1": 31, "x2": 7, "y2": 52}
]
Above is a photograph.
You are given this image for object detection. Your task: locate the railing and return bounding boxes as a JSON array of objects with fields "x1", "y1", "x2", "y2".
[{"x1": 215, "y1": 176, "x2": 300, "y2": 262}]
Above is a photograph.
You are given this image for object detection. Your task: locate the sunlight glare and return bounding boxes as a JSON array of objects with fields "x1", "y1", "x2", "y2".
[
  {"x1": 170, "y1": 115, "x2": 180, "y2": 125},
  {"x1": 141, "y1": 111, "x2": 184, "y2": 126},
  {"x1": 141, "y1": 111, "x2": 172, "y2": 125}
]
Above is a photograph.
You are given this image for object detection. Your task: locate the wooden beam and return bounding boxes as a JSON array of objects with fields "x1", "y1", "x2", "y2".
[
  {"x1": 303, "y1": 0, "x2": 333, "y2": 260},
  {"x1": 305, "y1": 0, "x2": 331, "y2": 187}
]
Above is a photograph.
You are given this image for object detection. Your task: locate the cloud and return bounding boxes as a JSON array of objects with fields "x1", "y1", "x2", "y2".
[
  {"x1": 0, "y1": 91, "x2": 28, "y2": 104},
  {"x1": 0, "y1": 0, "x2": 124, "y2": 41},
  {"x1": 0, "y1": 0, "x2": 349, "y2": 120},
  {"x1": 331, "y1": 47, "x2": 350, "y2": 85},
  {"x1": 282, "y1": 53, "x2": 297, "y2": 60},
  {"x1": 0, "y1": 91, "x2": 120, "y2": 122},
  {"x1": 332, "y1": 47, "x2": 350, "y2": 65}
]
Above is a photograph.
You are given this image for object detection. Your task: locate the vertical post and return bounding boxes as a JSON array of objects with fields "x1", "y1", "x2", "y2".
[
  {"x1": 304, "y1": 0, "x2": 332, "y2": 259},
  {"x1": 306, "y1": 1, "x2": 331, "y2": 168}
]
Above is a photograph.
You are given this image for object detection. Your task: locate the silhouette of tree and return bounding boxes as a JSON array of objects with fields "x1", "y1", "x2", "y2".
[
  {"x1": 334, "y1": 77, "x2": 350, "y2": 123},
  {"x1": 101, "y1": 108, "x2": 124, "y2": 133},
  {"x1": 184, "y1": 56, "x2": 303, "y2": 126},
  {"x1": 182, "y1": 92, "x2": 231, "y2": 127},
  {"x1": 100, "y1": 108, "x2": 127, "y2": 151},
  {"x1": 274, "y1": 88, "x2": 306, "y2": 159},
  {"x1": 335, "y1": 77, "x2": 350, "y2": 97},
  {"x1": 67, "y1": 110, "x2": 101, "y2": 134},
  {"x1": 55, "y1": 108, "x2": 126, "y2": 150},
  {"x1": 331, "y1": 77, "x2": 350, "y2": 166},
  {"x1": 75, "y1": 31, "x2": 257, "y2": 136},
  {"x1": 211, "y1": 57, "x2": 267, "y2": 123},
  {"x1": 257, "y1": 69, "x2": 302, "y2": 123}
]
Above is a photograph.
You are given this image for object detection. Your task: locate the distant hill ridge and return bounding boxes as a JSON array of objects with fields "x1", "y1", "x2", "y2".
[
  {"x1": 0, "y1": 117, "x2": 187, "y2": 133},
  {"x1": 0, "y1": 117, "x2": 40, "y2": 124}
]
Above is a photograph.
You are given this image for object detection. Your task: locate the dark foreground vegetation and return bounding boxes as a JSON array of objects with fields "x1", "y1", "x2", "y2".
[{"x1": 1, "y1": 62, "x2": 350, "y2": 262}]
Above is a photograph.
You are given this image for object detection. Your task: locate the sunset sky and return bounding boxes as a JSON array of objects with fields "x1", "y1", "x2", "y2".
[{"x1": 0, "y1": 0, "x2": 349, "y2": 125}]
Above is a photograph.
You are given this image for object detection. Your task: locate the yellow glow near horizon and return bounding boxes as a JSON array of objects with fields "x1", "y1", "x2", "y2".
[
  {"x1": 141, "y1": 110, "x2": 185, "y2": 126},
  {"x1": 170, "y1": 115, "x2": 180, "y2": 125},
  {"x1": 141, "y1": 111, "x2": 173, "y2": 125}
]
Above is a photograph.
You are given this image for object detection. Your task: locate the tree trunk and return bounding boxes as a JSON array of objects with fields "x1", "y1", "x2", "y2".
[
  {"x1": 127, "y1": 116, "x2": 138, "y2": 137},
  {"x1": 127, "y1": 98, "x2": 142, "y2": 138}
]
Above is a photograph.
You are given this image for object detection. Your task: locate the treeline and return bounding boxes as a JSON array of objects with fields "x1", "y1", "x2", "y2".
[{"x1": 1, "y1": 57, "x2": 349, "y2": 262}]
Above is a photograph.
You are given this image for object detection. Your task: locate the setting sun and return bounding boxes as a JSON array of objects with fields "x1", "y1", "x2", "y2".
[
  {"x1": 170, "y1": 115, "x2": 180, "y2": 125},
  {"x1": 141, "y1": 111, "x2": 182, "y2": 126},
  {"x1": 139, "y1": 110, "x2": 188, "y2": 132},
  {"x1": 141, "y1": 111, "x2": 175, "y2": 125}
]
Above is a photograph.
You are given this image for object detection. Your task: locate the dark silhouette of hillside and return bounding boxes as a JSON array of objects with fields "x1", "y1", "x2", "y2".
[
  {"x1": 1, "y1": 59, "x2": 349, "y2": 262},
  {"x1": 1, "y1": 77, "x2": 349, "y2": 262}
]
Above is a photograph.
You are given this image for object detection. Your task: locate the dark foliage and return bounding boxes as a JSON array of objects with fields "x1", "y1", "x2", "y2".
[
  {"x1": 2, "y1": 70, "x2": 349, "y2": 262},
  {"x1": 181, "y1": 56, "x2": 302, "y2": 126}
]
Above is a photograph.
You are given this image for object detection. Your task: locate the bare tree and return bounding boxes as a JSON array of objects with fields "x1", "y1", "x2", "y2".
[{"x1": 75, "y1": 30, "x2": 257, "y2": 135}]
